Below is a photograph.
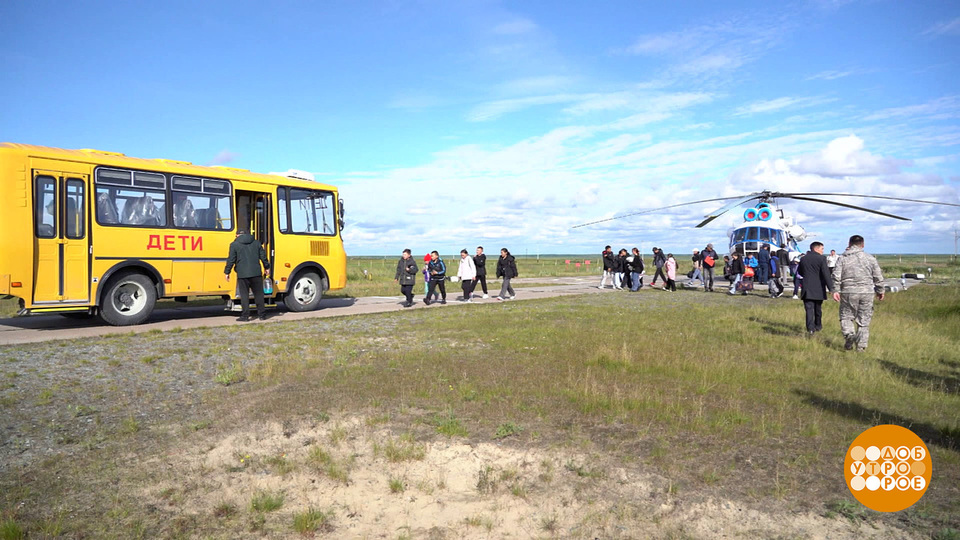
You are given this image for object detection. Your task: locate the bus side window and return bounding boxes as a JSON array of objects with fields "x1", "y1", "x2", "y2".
[
  {"x1": 277, "y1": 187, "x2": 288, "y2": 233},
  {"x1": 66, "y1": 179, "x2": 85, "y2": 238},
  {"x1": 97, "y1": 191, "x2": 120, "y2": 224},
  {"x1": 35, "y1": 176, "x2": 57, "y2": 238}
]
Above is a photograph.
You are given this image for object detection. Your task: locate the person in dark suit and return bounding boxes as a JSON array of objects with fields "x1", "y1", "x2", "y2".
[{"x1": 796, "y1": 241, "x2": 835, "y2": 335}]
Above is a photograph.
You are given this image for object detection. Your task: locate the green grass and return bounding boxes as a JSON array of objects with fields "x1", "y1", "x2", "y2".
[
  {"x1": 494, "y1": 421, "x2": 522, "y2": 439},
  {"x1": 292, "y1": 507, "x2": 334, "y2": 535},
  {"x1": 431, "y1": 410, "x2": 468, "y2": 437},
  {"x1": 1, "y1": 254, "x2": 956, "y2": 316},
  {"x1": 213, "y1": 360, "x2": 246, "y2": 386},
  {"x1": 250, "y1": 490, "x2": 284, "y2": 512},
  {"x1": 1, "y1": 280, "x2": 958, "y2": 537},
  {"x1": 0, "y1": 519, "x2": 24, "y2": 540},
  {"x1": 307, "y1": 446, "x2": 351, "y2": 484},
  {"x1": 375, "y1": 433, "x2": 426, "y2": 462}
]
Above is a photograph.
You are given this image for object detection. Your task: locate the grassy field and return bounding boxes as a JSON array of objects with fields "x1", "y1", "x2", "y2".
[
  {"x1": 1, "y1": 279, "x2": 958, "y2": 537},
  {"x1": 1, "y1": 254, "x2": 957, "y2": 317}
]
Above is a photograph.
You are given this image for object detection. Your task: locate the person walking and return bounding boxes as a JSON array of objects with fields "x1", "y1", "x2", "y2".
[
  {"x1": 687, "y1": 249, "x2": 702, "y2": 286},
  {"x1": 664, "y1": 253, "x2": 678, "y2": 292},
  {"x1": 701, "y1": 243, "x2": 718, "y2": 291},
  {"x1": 727, "y1": 252, "x2": 745, "y2": 294},
  {"x1": 796, "y1": 242, "x2": 834, "y2": 335},
  {"x1": 473, "y1": 246, "x2": 489, "y2": 299},
  {"x1": 598, "y1": 246, "x2": 615, "y2": 289},
  {"x1": 394, "y1": 249, "x2": 418, "y2": 307},
  {"x1": 650, "y1": 247, "x2": 667, "y2": 288},
  {"x1": 827, "y1": 249, "x2": 839, "y2": 272},
  {"x1": 790, "y1": 255, "x2": 802, "y2": 299},
  {"x1": 722, "y1": 255, "x2": 733, "y2": 285},
  {"x1": 423, "y1": 254, "x2": 433, "y2": 300},
  {"x1": 457, "y1": 249, "x2": 478, "y2": 302},
  {"x1": 615, "y1": 248, "x2": 628, "y2": 290},
  {"x1": 832, "y1": 235, "x2": 885, "y2": 352},
  {"x1": 224, "y1": 229, "x2": 271, "y2": 322},
  {"x1": 757, "y1": 245, "x2": 771, "y2": 285},
  {"x1": 425, "y1": 251, "x2": 447, "y2": 305},
  {"x1": 768, "y1": 254, "x2": 784, "y2": 298},
  {"x1": 745, "y1": 253, "x2": 759, "y2": 274},
  {"x1": 628, "y1": 247, "x2": 645, "y2": 291},
  {"x1": 496, "y1": 248, "x2": 518, "y2": 300}
]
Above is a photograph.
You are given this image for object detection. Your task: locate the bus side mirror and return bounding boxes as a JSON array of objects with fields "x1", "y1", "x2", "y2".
[{"x1": 338, "y1": 199, "x2": 345, "y2": 231}]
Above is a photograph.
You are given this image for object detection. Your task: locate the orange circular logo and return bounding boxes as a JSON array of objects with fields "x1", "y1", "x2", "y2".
[{"x1": 844, "y1": 425, "x2": 932, "y2": 512}]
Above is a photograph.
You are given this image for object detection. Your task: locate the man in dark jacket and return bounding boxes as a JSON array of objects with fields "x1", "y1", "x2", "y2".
[
  {"x1": 700, "y1": 243, "x2": 719, "y2": 292},
  {"x1": 757, "y1": 245, "x2": 771, "y2": 285},
  {"x1": 651, "y1": 247, "x2": 667, "y2": 288},
  {"x1": 598, "y1": 246, "x2": 615, "y2": 289},
  {"x1": 425, "y1": 251, "x2": 447, "y2": 305},
  {"x1": 796, "y1": 241, "x2": 835, "y2": 334},
  {"x1": 628, "y1": 247, "x2": 645, "y2": 291},
  {"x1": 224, "y1": 229, "x2": 271, "y2": 321},
  {"x1": 615, "y1": 249, "x2": 628, "y2": 290},
  {"x1": 473, "y1": 246, "x2": 489, "y2": 299},
  {"x1": 394, "y1": 248, "x2": 419, "y2": 307},
  {"x1": 496, "y1": 248, "x2": 518, "y2": 300},
  {"x1": 727, "y1": 252, "x2": 745, "y2": 295}
]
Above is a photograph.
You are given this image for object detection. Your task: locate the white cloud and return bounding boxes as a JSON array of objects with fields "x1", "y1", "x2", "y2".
[
  {"x1": 790, "y1": 135, "x2": 905, "y2": 176},
  {"x1": 468, "y1": 89, "x2": 713, "y2": 123},
  {"x1": 205, "y1": 149, "x2": 239, "y2": 166},
  {"x1": 619, "y1": 18, "x2": 788, "y2": 81},
  {"x1": 864, "y1": 96, "x2": 960, "y2": 121},
  {"x1": 467, "y1": 93, "x2": 582, "y2": 122},
  {"x1": 493, "y1": 18, "x2": 538, "y2": 35},
  {"x1": 805, "y1": 68, "x2": 872, "y2": 81},
  {"x1": 733, "y1": 96, "x2": 837, "y2": 117},
  {"x1": 340, "y1": 122, "x2": 959, "y2": 255},
  {"x1": 922, "y1": 17, "x2": 960, "y2": 37}
]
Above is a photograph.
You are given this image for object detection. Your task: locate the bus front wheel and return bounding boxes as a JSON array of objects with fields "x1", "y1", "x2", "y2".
[
  {"x1": 100, "y1": 272, "x2": 157, "y2": 326},
  {"x1": 284, "y1": 271, "x2": 323, "y2": 312}
]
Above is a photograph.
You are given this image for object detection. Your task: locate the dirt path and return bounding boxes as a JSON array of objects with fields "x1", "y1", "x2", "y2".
[
  {"x1": 0, "y1": 278, "x2": 604, "y2": 345},
  {"x1": 0, "y1": 276, "x2": 919, "y2": 345}
]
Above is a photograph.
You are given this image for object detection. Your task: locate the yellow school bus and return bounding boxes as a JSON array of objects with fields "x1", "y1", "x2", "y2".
[{"x1": 0, "y1": 143, "x2": 347, "y2": 325}]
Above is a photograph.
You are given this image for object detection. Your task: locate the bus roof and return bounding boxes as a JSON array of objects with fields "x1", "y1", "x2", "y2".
[{"x1": 0, "y1": 143, "x2": 338, "y2": 192}]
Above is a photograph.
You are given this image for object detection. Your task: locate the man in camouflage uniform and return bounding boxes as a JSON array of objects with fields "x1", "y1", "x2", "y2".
[{"x1": 832, "y1": 235, "x2": 884, "y2": 352}]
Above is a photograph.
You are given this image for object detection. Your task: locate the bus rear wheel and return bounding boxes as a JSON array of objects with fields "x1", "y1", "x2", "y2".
[
  {"x1": 100, "y1": 272, "x2": 157, "y2": 326},
  {"x1": 284, "y1": 271, "x2": 323, "y2": 312}
]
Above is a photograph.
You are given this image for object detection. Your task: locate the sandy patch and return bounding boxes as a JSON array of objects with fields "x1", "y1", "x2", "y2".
[{"x1": 140, "y1": 415, "x2": 918, "y2": 539}]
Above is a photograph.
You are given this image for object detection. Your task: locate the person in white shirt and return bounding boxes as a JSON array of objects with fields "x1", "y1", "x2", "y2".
[
  {"x1": 827, "y1": 249, "x2": 839, "y2": 271},
  {"x1": 457, "y1": 249, "x2": 478, "y2": 302}
]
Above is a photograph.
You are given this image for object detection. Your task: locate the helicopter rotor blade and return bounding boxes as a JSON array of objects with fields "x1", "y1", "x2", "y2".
[
  {"x1": 781, "y1": 193, "x2": 960, "y2": 208},
  {"x1": 571, "y1": 196, "x2": 745, "y2": 229},
  {"x1": 695, "y1": 192, "x2": 766, "y2": 228},
  {"x1": 786, "y1": 195, "x2": 911, "y2": 221}
]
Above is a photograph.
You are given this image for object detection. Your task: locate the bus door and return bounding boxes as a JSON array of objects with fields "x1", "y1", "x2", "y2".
[
  {"x1": 234, "y1": 191, "x2": 274, "y2": 295},
  {"x1": 32, "y1": 171, "x2": 90, "y2": 303}
]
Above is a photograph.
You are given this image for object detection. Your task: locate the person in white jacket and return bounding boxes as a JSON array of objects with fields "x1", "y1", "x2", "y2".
[{"x1": 457, "y1": 249, "x2": 478, "y2": 302}]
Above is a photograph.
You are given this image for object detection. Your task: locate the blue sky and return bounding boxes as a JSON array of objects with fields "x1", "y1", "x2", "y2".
[{"x1": 2, "y1": 0, "x2": 959, "y2": 255}]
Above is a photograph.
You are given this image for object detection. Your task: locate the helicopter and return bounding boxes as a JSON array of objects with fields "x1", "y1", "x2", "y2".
[{"x1": 572, "y1": 190, "x2": 960, "y2": 261}]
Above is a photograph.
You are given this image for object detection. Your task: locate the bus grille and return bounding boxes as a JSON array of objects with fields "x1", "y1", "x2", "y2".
[{"x1": 311, "y1": 241, "x2": 330, "y2": 257}]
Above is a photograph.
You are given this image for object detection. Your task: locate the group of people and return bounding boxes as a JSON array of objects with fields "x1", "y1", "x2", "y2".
[
  {"x1": 595, "y1": 236, "x2": 884, "y2": 351},
  {"x1": 598, "y1": 244, "x2": 722, "y2": 292},
  {"x1": 724, "y1": 245, "x2": 791, "y2": 297},
  {"x1": 394, "y1": 247, "x2": 519, "y2": 307},
  {"x1": 794, "y1": 235, "x2": 885, "y2": 351}
]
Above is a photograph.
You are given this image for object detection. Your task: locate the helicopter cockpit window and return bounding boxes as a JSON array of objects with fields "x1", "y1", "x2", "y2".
[
  {"x1": 733, "y1": 228, "x2": 747, "y2": 243},
  {"x1": 747, "y1": 227, "x2": 759, "y2": 241},
  {"x1": 759, "y1": 228, "x2": 772, "y2": 243}
]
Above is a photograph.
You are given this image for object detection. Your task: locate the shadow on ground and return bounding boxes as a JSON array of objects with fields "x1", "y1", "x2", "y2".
[
  {"x1": 792, "y1": 389, "x2": 959, "y2": 451},
  {"x1": 878, "y1": 359, "x2": 960, "y2": 395}
]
